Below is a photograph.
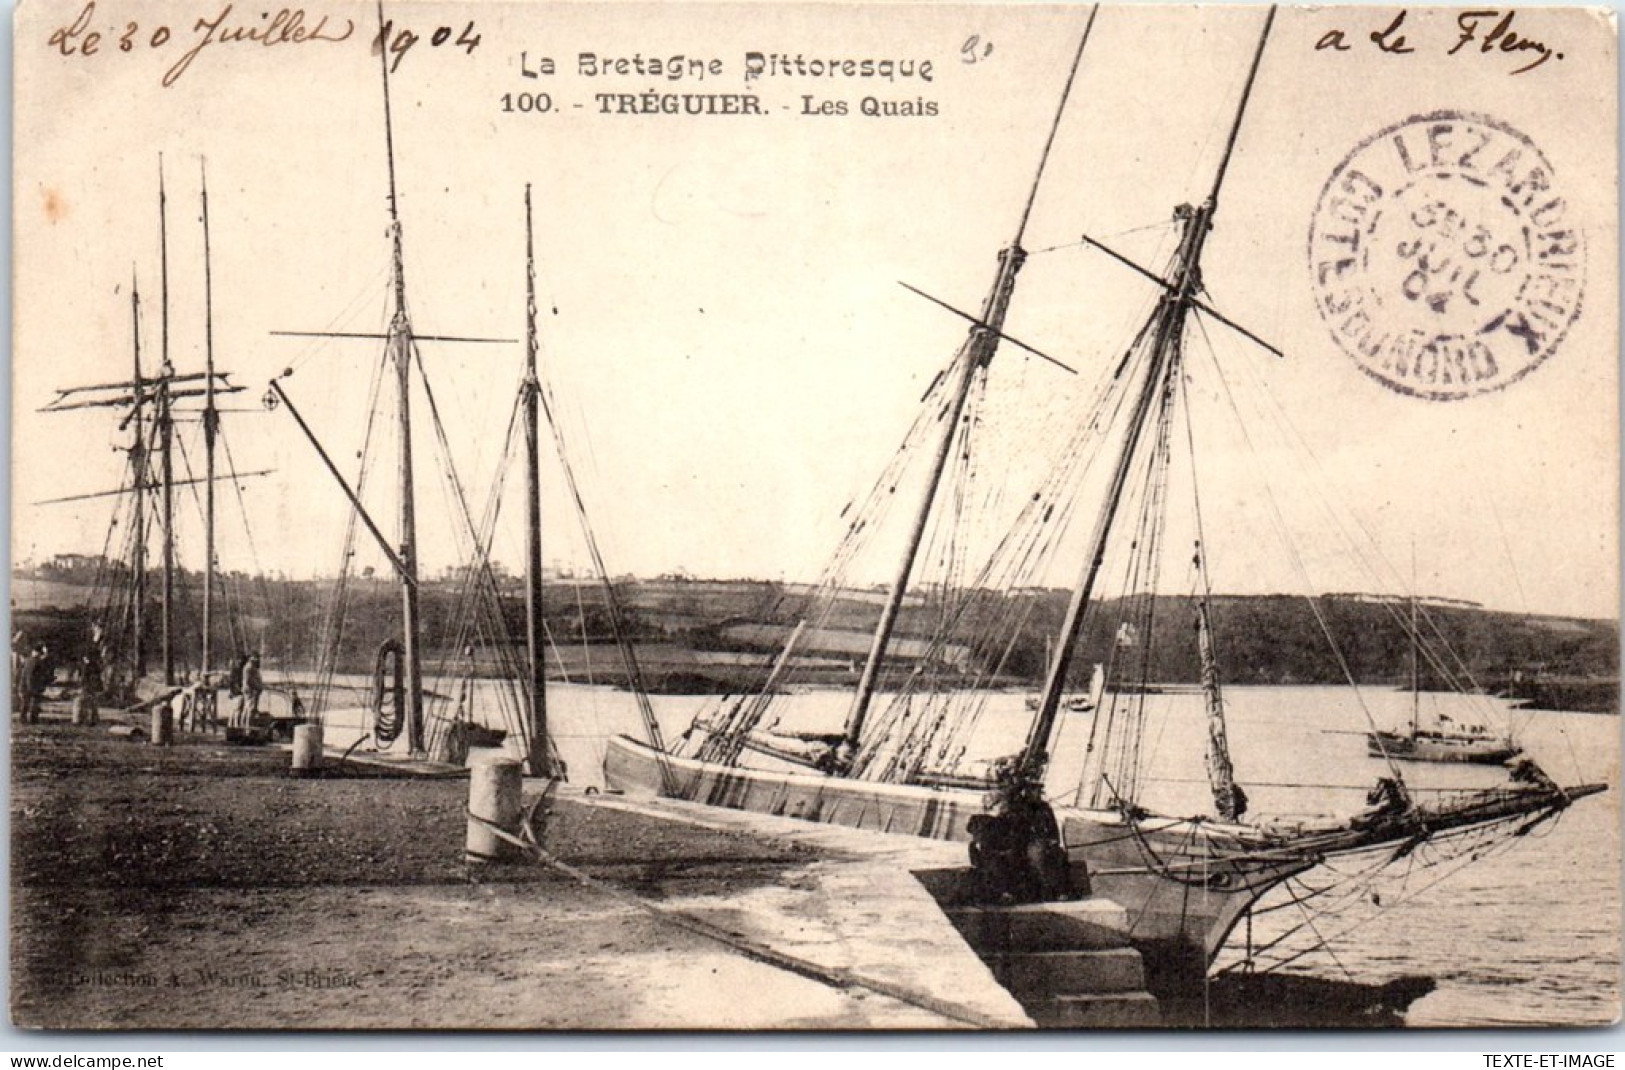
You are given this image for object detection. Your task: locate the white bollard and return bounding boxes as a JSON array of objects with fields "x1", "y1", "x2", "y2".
[
  {"x1": 291, "y1": 723, "x2": 324, "y2": 775},
  {"x1": 150, "y1": 703, "x2": 173, "y2": 747},
  {"x1": 466, "y1": 756, "x2": 523, "y2": 864}
]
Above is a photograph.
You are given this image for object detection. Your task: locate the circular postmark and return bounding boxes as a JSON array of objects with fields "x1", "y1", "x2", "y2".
[{"x1": 1307, "y1": 111, "x2": 1584, "y2": 400}]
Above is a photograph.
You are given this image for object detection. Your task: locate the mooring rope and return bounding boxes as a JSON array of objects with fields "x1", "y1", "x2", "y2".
[{"x1": 464, "y1": 802, "x2": 1016, "y2": 1029}]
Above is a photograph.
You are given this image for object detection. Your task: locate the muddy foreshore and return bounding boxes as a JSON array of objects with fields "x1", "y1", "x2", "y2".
[
  {"x1": 12, "y1": 710, "x2": 1443, "y2": 1031},
  {"x1": 9, "y1": 715, "x2": 915, "y2": 1030}
]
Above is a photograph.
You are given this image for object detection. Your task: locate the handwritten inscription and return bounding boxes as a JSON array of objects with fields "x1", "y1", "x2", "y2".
[
  {"x1": 45, "y1": 2, "x2": 483, "y2": 87},
  {"x1": 1316, "y1": 9, "x2": 1563, "y2": 74},
  {"x1": 376, "y1": 17, "x2": 482, "y2": 75},
  {"x1": 961, "y1": 35, "x2": 994, "y2": 64}
]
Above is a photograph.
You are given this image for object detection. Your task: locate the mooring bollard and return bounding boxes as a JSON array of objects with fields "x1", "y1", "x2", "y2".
[
  {"x1": 150, "y1": 703, "x2": 173, "y2": 747},
  {"x1": 466, "y1": 756, "x2": 523, "y2": 863},
  {"x1": 291, "y1": 723, "x2": 324, "y2": 775}
]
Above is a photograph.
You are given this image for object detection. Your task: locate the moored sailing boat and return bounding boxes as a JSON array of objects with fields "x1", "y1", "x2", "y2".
[
  {"x1": 604, "y1": 7, "x2": 1605, "y2": 987},
  {"x1": 1366, "y1": 593, "x2": 1522, "y2": 764},
  {"x1": 265, "y1": 3, "x2": 655, "y2": 778},
  {"x1": 39, "y1": 161, "x2": 254, "y2": 717},
  {"x1": 267, "y1": 2, "x2": 549, "y2": 771},
  {"x1": 1026, "y1": 658, "x2": 1103, "y2": 714},
  {"x1": 1366, "y1": 724, "x2": 1521, "y2": 765}
]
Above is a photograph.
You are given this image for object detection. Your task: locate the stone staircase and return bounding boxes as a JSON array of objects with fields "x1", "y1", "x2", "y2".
[{"x1": 922, "y1": 873, "x2": 1162, "y2": 1029}]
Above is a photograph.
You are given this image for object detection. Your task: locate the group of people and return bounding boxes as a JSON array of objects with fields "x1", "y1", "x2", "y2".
[
  {"x1": 165, "y1": 651, "x2": 265, "y2": 733},
  {"x1": 11, "y1": 623, "x2": 267, "y2": 734}
]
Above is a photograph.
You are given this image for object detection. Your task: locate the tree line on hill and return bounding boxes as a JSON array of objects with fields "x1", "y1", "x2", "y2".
[{"x1": 13, "y1": 570, "x2": 1617, "y2": 706}]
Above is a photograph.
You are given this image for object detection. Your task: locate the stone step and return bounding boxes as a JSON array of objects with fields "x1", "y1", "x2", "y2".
[
  {"x1": 947, "y1": 899, "x2": 1132, "y2": 953},
  {"x1": 1040, "y1": 992, "x2": 1163, "y2": 1030},
  {"x1": 990, "y1": 947, "x2": 1147, "y2": 995}
]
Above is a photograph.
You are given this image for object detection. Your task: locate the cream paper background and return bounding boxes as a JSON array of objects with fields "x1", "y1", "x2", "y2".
[
  {"x1": 6, "y1": 2, "x2": 1620, "y2": 1038},
  {"x1": 11, "y1": 3, "x2": 1618, "y2": 621}
]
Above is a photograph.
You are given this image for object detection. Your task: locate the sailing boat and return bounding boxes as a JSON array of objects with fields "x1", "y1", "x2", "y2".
[
  {"x1": 1366, "y1": 594, "x2": 1522, "y2": 764},
  {"x1": 268, "y1": 3, "x2": 578, "y2": 777},
  {"x1": 1026, "y1": 648, "x2": 1104, "y2": 715},
  {"x1": 604, "y1": 8, "x2": 1605, "y2": 988},
  {"x1": 39, "y1": 162, "x2": 251, "y2": 715}
]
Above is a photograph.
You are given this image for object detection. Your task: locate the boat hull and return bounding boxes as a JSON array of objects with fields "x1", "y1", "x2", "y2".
[
  {"x1": 1367, "y1": 730, "x2": 1520, "y2": 764},
  {"x1": 603, "y1": 734, "x2": 1314, "y2": 973}
]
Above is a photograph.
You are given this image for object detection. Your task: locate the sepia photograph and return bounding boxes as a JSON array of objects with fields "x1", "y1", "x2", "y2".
[{"x1": 9, "y1": 0, "x2": 1619, "y2": 1033}]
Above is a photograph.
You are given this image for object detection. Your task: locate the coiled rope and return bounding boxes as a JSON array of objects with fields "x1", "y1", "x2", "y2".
[{"x1": 372, "y1": 638, "x2": 406, "y2": 744}]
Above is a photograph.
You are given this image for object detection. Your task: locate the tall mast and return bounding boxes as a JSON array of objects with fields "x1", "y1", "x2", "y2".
[
  {"x1": 158, "y1": 161, "x2": 176, "y2": 687},
  {"x1": 130, "y1": 272, "x2": 148, "y2": 680},
  {"x1": 378, "y1": 0, "x2": 425, "y2": 753},
  {"x1": 201, "y1": 161, "x2": 218, "y2": 687},
  {"x1": 835, "y1": 10, "x2": 1098, "y2": 770},
  {"x1": 521, "y1": 186, "x2": 551, "y2": 776},
  {"x1": 1021, "y1": 224, "x2": 1197, "y2": 775},
  {"x1": 1409, "y1": 545, "x2": 1420, "y2": 736},
  {"x1": 1196, "y1": 577, "x2": 1241, "y2": 820},
  {"x1": 1022, "y1": 10, "x2": 1274, "y2": 780}
]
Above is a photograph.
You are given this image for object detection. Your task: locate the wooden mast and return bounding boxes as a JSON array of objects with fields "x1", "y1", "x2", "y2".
[
  {"x1": 835, "y1": 9, "x2": 1098, "y2": 771},
  {"x1": 158, "y1": 162, "x2": 177, "y2": 687},
  {"x1": 376, "y1": 0, "x2": 425, "y2": 754},
  {"x1": 1409, "y1": 546, "x2": 1420, "y2": 737},
  {"x1": 1021, "y1": 229, "x2": 1195, "y2": 778},
  {"x1": 201, "y1": 161, "x2": 218, "y2": 689},
  {"x1": 521, "y1": 185, "x2": 552, "y2": 776},
  {"x1": 129, "y1": 273, "x2": 148, "y2": 681},
  {"x1": 1021, "y1": 9, "x2": 1275, "y2": 783},
  {"x1": 1195, "y1": 583, "x2": 1241, "y2": 819},
  {"x1": 266, "y1": 3, "x2": 512, "y2": 755}
]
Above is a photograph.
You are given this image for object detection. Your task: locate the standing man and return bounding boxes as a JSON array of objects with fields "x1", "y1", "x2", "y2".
[
  {"x1": 12, "y1": 629, "x2": 28, "y2": 720},
  {"x1": 21, "y1": 644, "x2": 49, "y2": 725},
  {"x1": 241, "y1": 653, "x2": 264, "y2": 725},
  {"x1": 228, "y1": 652, "x2": 249, "y2": 727},
  {"x1": 74, "y1": 644, "x2": 102, "y2": 727}
]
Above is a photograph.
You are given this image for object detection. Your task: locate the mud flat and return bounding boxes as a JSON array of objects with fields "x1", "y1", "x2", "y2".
[
  {"x1": 11, "y1": 711, "x2": 1459, "y2": 1031},
  {"x1": 10, "y1": 714, "x2": 1019, "y2": 1030}
]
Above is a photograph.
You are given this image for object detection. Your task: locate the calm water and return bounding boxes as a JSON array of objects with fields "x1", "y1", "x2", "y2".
[{"x1": 312, "y1": 678, "x2": 1620, "y2": 1027}]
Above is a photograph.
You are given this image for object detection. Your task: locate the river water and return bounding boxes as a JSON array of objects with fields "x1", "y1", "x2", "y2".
[{"x1": 310, "y1": 678, "x2": 1619, "y2": 1027}]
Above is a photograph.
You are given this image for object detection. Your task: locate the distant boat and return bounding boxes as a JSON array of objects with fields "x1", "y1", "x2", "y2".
[
  {"x1": 1025, "y1": 662, "x2": 1104, "y2": 713},
  {"x1": 1497, "y1": 670, "x2": 1620, "y2": 715},
  {"x1": 1366, "y1": 592, "x2": 1522, "y2": 765},
  {"x1": 1366, "y1": 725, "x2": 1521, "y2": 765}
]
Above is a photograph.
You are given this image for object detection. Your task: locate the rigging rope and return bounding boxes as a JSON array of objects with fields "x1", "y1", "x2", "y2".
[
  {"x1": 1187, "y1": 312, "x2": 1407, "y2": 784},
  {"x1": 407, "y1": 341, "x2": 531, "y2": 757},
  {"x1": 1201, "y1": 313, "x2": 1510, "y2": 729},
  {"x1": 307, "y1": 343, "x2": 391, "y2": 721}
]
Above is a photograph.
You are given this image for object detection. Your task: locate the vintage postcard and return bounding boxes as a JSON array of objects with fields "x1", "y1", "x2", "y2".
[{"x1": 10, "y1": 1, "x2": 1619, "y2": 1032}]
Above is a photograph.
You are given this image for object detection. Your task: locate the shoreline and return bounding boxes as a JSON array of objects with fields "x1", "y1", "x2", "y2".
[{"x1": 11, "y1": 707, "x2": 1493, "y2": 1031}]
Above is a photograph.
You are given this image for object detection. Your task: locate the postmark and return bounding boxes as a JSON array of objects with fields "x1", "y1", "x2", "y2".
[{"x1": 1307, "y1": 111, "x2": 1584, "y2": 400}]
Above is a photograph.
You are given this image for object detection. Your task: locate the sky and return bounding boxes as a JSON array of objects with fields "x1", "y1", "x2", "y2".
[{"x1": 12, "y1": 2, "x2": 1619, "y2": 619}]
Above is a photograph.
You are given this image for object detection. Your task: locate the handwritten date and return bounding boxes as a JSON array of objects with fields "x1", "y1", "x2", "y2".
[{"x1": 46, "y1": 2, "x2": 483, "y2": 88}]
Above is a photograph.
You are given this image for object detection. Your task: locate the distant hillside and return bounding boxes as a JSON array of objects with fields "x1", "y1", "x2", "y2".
[{"x1": 12, "y1": 567, "x2": 1617, "y2": 709}]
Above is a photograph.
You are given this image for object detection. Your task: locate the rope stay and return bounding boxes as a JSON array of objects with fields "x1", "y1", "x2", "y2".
[{"x1": 465, "y1": 798, "x2": 1016, "y2": 1030}]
